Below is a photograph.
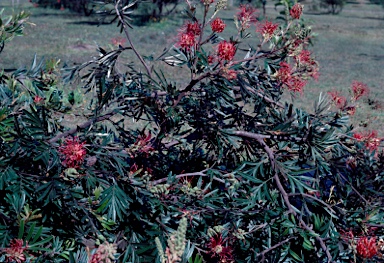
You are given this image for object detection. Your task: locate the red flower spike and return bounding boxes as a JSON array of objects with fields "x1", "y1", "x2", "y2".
[
  {"x1": 256, "y1": 20, "x2": 279, "y2": 40},
  {"x1": 351, "y1": 81, "x2": 369, "y2": 101},
  {"x1": 328, "y1": 91, "x2": 346, "y2": 109},
  {"x1": 353, "y1": 130, "x2": 382, "y2": 152},
  {"x1": 59, "y1": 136, "x2": 87, "y2": 168},
  {"x1": 211, "y1": 18, "x2": 226, "y2": 33},
  {"x1": 33, "y1": 95, "x2": 44, "y2": 105},
  {"x1": 111, "y1": 36, "x2": 127, "y2": 47},
  {"x1": 290, "y1": 3, "x2": 304, "y2": 19},
  {"x1": 217, "y1": 41, "x2": 236, "y2": 61},
  {"x1": 356, "y1": 237, "x2": 377, "y2": 259},
  {"x1": 5, "y1": 239, "x2": 28, "y2": 263},
  {"x1": 184, "y1": 21, "x2": 201, "y2": 36},
  {"x1": 178, "y1": 33, "x2": 196, "y2": 50},
  {"x1": 209, "y1": 234, "x2": 234, "y2": 262},
  {"x1": 237, "y1": 4, "x2": 258, "y2": 30}
]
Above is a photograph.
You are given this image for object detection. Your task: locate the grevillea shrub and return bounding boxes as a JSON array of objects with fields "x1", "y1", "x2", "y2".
[{"x1": 0, "y1": 1, "x2": 383, "y2": 263}]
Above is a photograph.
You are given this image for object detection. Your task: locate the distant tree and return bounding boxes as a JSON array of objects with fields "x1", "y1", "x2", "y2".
[{"x1": 319, "y1": 0, "x2": 345, "y2": 14}]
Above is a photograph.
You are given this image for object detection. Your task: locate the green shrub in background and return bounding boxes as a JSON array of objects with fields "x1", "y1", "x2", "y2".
[
  {"x1": 0, "y1": 0, "x2": 383, "y2": 262},
  {"x1": 28, "y1": 0, "x2": 181, "y2": 21}
]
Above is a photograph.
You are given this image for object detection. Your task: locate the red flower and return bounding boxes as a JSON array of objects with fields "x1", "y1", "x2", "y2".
[
  {"x1": 33, "y1": 95, "x2": 44, "y2": 105},
  {"x1": 237, "y1": 4, "x2": 257, "y2": 30},
  {"x1": 256, "y1": 20, "x2": 279, "y2": 40},
  {"x1": 111, "y1": 36, "x2": 126, "y2": 47},
  {"x1": 276, "y1": 62, "x2": 292, "y2": 83},
  {"x1": 290, "y1": 3, "x2": 303, "y2": 19},
  {"x1": 351, "y1": 81, "x2": 369, "y2": 101},
  {"x1": 178, "y1": 33, "x2": 196, "y2": 50},
  {"x1": 5, "y1": 239, "x2": 28, "y2": 263},
  {"x1": 135, "y1": 133, "x2": 155, "y2": 156},
  {"x1": 211, "y1": 18, "x2": 226, "y2": 33},
  {"x1": 288, "y1": 77, "x2": 307, "y2": 93},
  {"x1": 217, "y1": 41, "x2": 236, "y2": 61},
  {"x1": 209, "y1": 234, "x2": 234, "y2": 262},
  {"x1": 184, "y1": 21, "x2": 201, "y2": 36},
  {"x1": 328, "y1": 91, "x2": 346, "y2": 109},
  {"x1": 59, "y1": 137, "x2": 86, "y2": 168},
  {"x1": 353, "y1": 130, "x2": 382, "y2": 152},
  {"x1": 222, "y1": 68, "x2": 237, "y2": 80},
  {"x1": 89, "y1": 242, "x2": 117, "y2": 263},
  {"x1": 295, "y1": 50, "x2": 311, "y2": 64},
  {"x1": 356, "y1": 237, "x2": 377, "y2": 259},
  {"x1": 207, "y1": 55, "x2": 215, "y2": 64}
]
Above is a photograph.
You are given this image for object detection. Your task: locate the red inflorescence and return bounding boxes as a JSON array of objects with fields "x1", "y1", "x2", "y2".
[
  {"x1": 211, "y1": 18, "x2": 226, "y2": 33},
  {"x1": 177, "y1": 21, "x2": 201, "y2": 50},
  {"x1": 5, "y1": 239, "x2": 28, "y2": 263},
  {"x1": 178, "y1": 33, "x2": 197, "y2": 50},
  {"x1": 111, "y1": 36, "x2": 127, "y2": 47},
  {"x1": 237, "y1": 4, "x2": 258, "y2": 30},
  {"x1": 328, "y1": 91, "x2": 347, "y2": 109},
  {"x1": 217, "y1": 41, "x2": 236, "y2": 61},
  {"x1": 209, "y1": 234, "x2": 234, "y2": 263},
  {"x1": 353, "y1": 130, "x2": 382, "y2": 152},
  {"x1": 351, "y1": 80, "x2": 369, "y2": 101},
  {"x1": 59, "y1": 136, "x2": 87, "y2": 168},
  {"x1": 184, "y1": 21, "x2": 201, "y2": 36},
  {"x1": 290, "y1": 3, "x2": 304, "y2": 19},
  {"x1": 256, "y1": 20, "x2": 279, "y2": 40},
  {"x1": 356, "y1": 237, "x2": 377, "y2": 259}
]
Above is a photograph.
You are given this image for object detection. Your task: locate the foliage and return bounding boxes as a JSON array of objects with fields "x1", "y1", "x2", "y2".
[
  {"x1": 318, "y1": 0, "x2": 345, "y2": 14},
  {"x1": 0, "y1": 1, "x2": 384, "y2": 263},
  {"x1": 28, "y1": 0, "x2": 181, "y2": 21}
]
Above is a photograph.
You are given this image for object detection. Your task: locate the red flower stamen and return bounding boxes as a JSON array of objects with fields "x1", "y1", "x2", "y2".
[
  {"x1": 217, "y1": 41, "x2": 236, "y2": 61},
  {"x1": 290, "y1": 3, "x2": 303, "y2": 19},
  {"x1": 59, "y1": 136, "x2": 87, "y2": 168},
  {"x1": 211, "y1": 18, "x2": 226, "y2": 33},
  {"x1": 356, "y1": 237, "x2": 377, "y2": 259}
]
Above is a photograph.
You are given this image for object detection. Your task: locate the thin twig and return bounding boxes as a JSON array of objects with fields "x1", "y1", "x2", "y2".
[
  {"x1": 256, "y1": 237, "x2": 295, "y2": 262},
  {"x1": 48, "y1": 111, "x2": 117, "y2": 144},
  {"x1": 152, "y1": 169, "x2": 225, "y2": 185},
  {"x1": 115, "y1": 0, "x2": 152, "y2": 77},
  {"x1": 288, "y1": 193, "x2": 337, "y2": 215},
  {"x1": 249, "y1": 132, "x2": 334, "y2": 262}
]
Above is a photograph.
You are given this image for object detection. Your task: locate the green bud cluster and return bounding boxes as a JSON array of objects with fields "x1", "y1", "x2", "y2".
[
  {"x1": 155, "y1": 237, "x2": 166, "y2": 263},
  {"x1": 207, "y1": 225, "x2": 225, "y2": 237},
  {"x1": 180, "y1": 185, "x2": 202, "y2": 196},
  {"x1": 233, "y1": 228, "x2": 246, "y2": 240},
  {"x1": 149, "y1": 184, "x2": 170, "y2": 195}
]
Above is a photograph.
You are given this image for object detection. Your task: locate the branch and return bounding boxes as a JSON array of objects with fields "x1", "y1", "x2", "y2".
[
  {"x1": 231, "y1": 86, "x2": 284, "y2": 108},
  {"x1": 152, "y1": 169, "x2": 225, "y2": 185},
  {"x1": 48, "y1": 111, "x2": 117, "y2": 144},
  {"x1": 115, "y1": 0, "x2": 152, "y2": 77},
  {"x1": 248, "y1": 131, "x2": 334, "y2": 262},
  {"x1": 173, "y1": 71, "x2": 212, "y2": 106},
  {"x1": 288, "y1": 193, "x2": 336, "y2": 215},
  {"x1": 256, "y1": 237, "x2": 295, "y2": 262}
]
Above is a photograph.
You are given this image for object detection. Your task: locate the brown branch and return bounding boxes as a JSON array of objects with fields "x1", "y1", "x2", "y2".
[
  {"x1": 173, "y1": 71, "x2": 212, "y2": 106},
  {"x1": 231, "y1": 86, "x2": 284, "y2": 108},
  {"x1": 288, "y1": 193, "x2": 336, "y2": 215},
  {"x1": 48, "y1": 111, "x2": 117, "y2": 144},
  {"x1": 115, "y1": 0, "x2": 152, "y2": 77},
  {"x1": 243, "y1": 130, "x2": 334, "y2": 262},
  {"x1": 152, "y1": 169, "x2": 225, "y2": 185},
  {"x1": 256, "y1": 237, "x2": 295, "y2": 262}
]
